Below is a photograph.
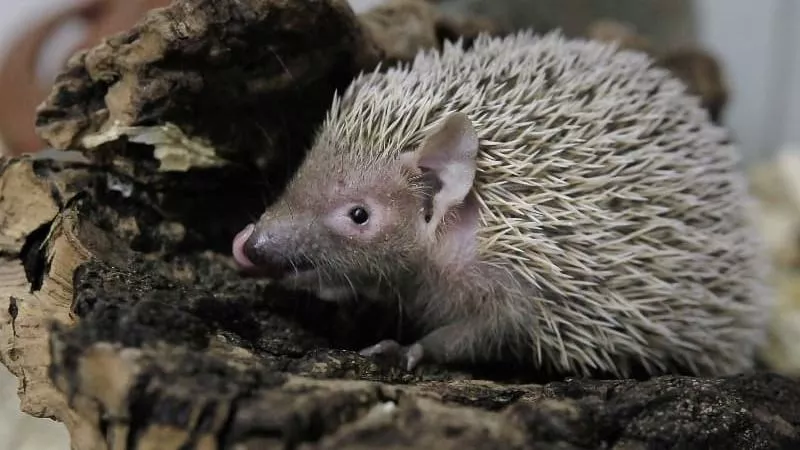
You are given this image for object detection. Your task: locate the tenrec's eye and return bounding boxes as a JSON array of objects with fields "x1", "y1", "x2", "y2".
[{"x1": 348, "y1": 206, "x2": 369, "y2": 225}]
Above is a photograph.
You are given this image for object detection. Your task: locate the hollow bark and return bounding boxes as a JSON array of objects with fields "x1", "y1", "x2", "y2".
[{"x1": 0, "y1": 0, "x2": 797, "y2": 449}]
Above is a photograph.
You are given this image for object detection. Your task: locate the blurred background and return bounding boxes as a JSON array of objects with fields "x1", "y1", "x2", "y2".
[
  {"x1": 3, "y1": 0, "x2": 799, "y2": 164},
  {"x1": 1, "y1": 0, "x2": 799, "y2": 449}
]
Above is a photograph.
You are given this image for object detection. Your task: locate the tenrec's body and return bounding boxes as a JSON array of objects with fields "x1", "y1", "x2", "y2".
[{"x1": 233, "y1": 31, "x2": 772, "y2": 377}]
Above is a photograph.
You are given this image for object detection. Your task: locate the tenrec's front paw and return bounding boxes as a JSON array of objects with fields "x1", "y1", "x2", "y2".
[{"x1": 359, "y1": 339, "x2": 425, "y2": 371}]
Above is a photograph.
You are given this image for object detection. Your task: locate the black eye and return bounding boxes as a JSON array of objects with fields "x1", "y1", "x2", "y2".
[{"x1": 348, "y1": 206, "x2": 369, "y2": 225}]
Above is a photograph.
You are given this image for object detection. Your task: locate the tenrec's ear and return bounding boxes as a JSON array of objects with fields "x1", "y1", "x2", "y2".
[{"x1": 405, "y1": 112, "x2": 479, "y2": 231}]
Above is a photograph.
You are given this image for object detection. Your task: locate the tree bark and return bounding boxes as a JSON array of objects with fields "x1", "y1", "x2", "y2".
[
  {"x1": 0, "y1": 156, "x2": 110, "y2": 450},
  {"x1": 0, "y1": 0, "x2": 796, "y2": 449}
]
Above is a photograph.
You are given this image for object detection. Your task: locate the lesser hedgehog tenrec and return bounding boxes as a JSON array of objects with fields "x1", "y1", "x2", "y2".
[{"x1": 232, "y1": 31, "x2": 772, "y2": 377}]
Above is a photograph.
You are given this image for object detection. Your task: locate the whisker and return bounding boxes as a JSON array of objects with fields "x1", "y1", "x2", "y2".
[{"x1": 341, "y1": 272, "x2": 358, "y2": 302}]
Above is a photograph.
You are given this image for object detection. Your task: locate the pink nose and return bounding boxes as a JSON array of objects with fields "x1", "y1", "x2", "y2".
[{"x1": 232, "y1": 223, "x2": 256, "y2": 270}]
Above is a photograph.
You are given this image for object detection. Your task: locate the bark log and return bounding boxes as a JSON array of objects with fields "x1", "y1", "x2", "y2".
[
  {"x1": 0, "y1": 156, "x2": 111, "y2": 450},
  {"x1": 0, "y1": 0, "x2": 797, "y2": 449}
]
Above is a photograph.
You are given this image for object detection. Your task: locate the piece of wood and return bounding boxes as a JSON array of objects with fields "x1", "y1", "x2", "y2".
[
  {"x1": 0, "y1": 157, "x2": 109, "y2": 450},
  {"x1": 37, "y1": 234, "x2": 800, "y2": 449},
  {"x1": 35, "y1": 0, "x2": 381, "y2": 174}
]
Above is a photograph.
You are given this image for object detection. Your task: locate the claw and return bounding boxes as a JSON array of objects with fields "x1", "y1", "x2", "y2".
[
  {"x1": 404, "y1": 343, "x2": 424, "y2": 371},
  {"x1": 359, "y1": 339, "x2": 402, "y2": 357},
  {"x1": 359, "y1": 339, "x2": 425, "y2": 371}
]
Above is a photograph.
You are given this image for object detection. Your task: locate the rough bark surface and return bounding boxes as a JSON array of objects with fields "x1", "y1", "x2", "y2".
[
  {"x1": 0, "y1": 156, "x2": 110, "y2": 450},
  {"x1": 35, "y1": 0, "x2": 379, "y2": 170},
  {"x1": 0, "y1": 0, "x2": 796, "y2": 449}
]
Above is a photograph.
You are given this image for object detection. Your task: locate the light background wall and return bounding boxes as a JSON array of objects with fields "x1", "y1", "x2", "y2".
[{"x1": 692, "y1": 0, "x2": 800, "y2": 163}]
